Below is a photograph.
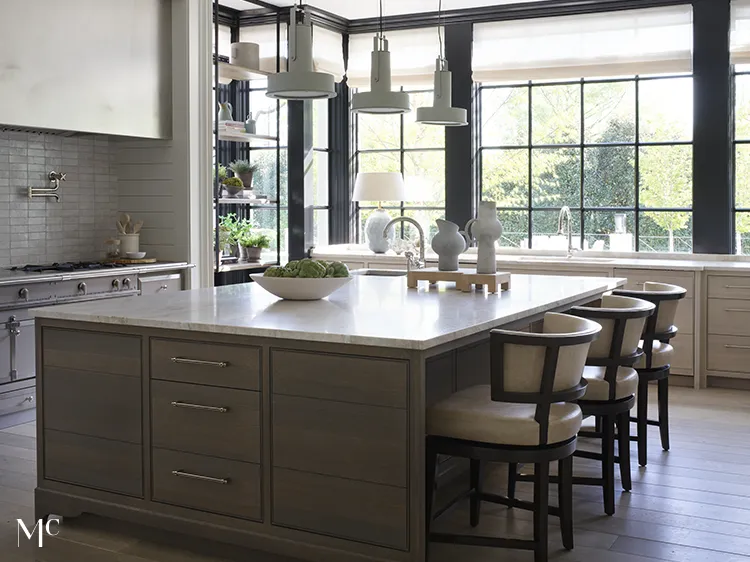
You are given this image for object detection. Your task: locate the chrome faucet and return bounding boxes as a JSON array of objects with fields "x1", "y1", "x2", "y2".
[
  {"x1": 383, "y1": 217, "x2": 425, "y2": 271},
  {"x1": 558, "y1": 206, "x2": 577, "y2": 257}
]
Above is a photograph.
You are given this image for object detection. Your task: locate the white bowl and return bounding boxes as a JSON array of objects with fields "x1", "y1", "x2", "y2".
[
  {"x1": 126, "y1": 251, "x2": 146, "y2": 259},
  {"x1": 249, "y1": 274, "x2": 352, "y2": 301}
]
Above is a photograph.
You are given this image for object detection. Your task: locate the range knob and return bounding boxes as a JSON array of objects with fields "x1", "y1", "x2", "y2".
[
  {"x1": 18, "y1": 288, "x2": 29, "y2": 300},
  {"x1": 78, "y1": 282, "x2": 87, "y2": 294},
  {"x1": 123, "y1": 278, "x2": 132, "y2": 289},
  {"x1": 112, "y1": 279, "x2": 120, "y2": 290}
]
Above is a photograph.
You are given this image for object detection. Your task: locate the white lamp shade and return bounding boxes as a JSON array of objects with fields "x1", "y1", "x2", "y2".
[{"x1": 352, "y1": 172, "x2": 406, "y2": 202}]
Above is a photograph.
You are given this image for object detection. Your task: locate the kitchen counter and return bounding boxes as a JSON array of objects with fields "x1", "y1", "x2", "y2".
[
  {"x1": 32, "y1": 274, "x2": 623, "y2": 350},
  {"x1": 312, "y1": 244, "x2": 750, "y2": 272},
  {"x1": 0, "y1": 261, "x2": 193, "y2": 286},
  {"x1": 33, "y1": 274, "x2": 620, "y2": 562}
]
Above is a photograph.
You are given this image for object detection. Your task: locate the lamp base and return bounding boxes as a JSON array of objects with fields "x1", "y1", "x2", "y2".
[{"x1": 365, "y1": 208, "x2": 394, "y2": 253}]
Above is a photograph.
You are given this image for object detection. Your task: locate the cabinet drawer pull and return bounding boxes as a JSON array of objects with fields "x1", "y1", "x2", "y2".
[
  {"x1": 171, "y1": 470, "x2": 229, "y2": 485},
  {"x1": 725, "y1": 344, "x2": 750, "y2": 350},
  {"x1": 725, "y1": 309, "x2": 750, "y2": 313},
  {"x1": 724, "y1": 285, "x2": 750, "y2": 289},
  {"x1": 170, "y1": 401, "x2": 228, "y2": 413},
  {"x1": 170, "y1": 357, "x2": 228, "y2": 368}
]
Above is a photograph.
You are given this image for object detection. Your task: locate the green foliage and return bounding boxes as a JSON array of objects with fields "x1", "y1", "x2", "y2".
[
  {"x1": 264, "y1": 266, "x2": 285, "y2": 277},
  {"x1": 213, "y1": 164, "x2": 228, "y2": 182},
  {"x1": 229, "y1": 159, "x2": 258, "y2": 174},
  {"x1": 239, "y1": 233, "x2": 271, "y2": 249},
  {"x1": 263, "y1": 259, "x2": 349, "y2": 279},
  {"x1": 218, "y1": 214, "x2": 258, "y2": 247},
  {"x1": 222, "y1": 176, "x2": 244, "y2": 187}
]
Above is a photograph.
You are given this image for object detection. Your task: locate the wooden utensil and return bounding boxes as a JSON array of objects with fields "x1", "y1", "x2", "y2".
[
  {"x1": 120, "y1": 214, "x2": 131, "y2": 233},
  {"x1": 116, "y1": 221, "x2": 126, "y2": 235},
  {"x1": 132, "y1": 220, "x2": 143, "y2": 234}
]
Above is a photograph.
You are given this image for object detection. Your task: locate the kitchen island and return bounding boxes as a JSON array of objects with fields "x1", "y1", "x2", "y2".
[{"x1": 31, "y1": 274, "x2": 623, "y2": 562}]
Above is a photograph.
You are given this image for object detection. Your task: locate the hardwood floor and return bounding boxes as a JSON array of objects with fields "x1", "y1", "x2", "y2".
[{"x1": 1, "y1": 386, "x2": 749, "y2": 561}]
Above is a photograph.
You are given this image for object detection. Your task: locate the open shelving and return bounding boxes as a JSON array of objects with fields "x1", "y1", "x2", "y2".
[{"x1": 218, "y1": 61, "x2": 272, "y2": 83}]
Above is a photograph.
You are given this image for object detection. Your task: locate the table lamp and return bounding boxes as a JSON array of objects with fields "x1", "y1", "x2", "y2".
[{"x1": 352, "y1": 172, "x2": 406, "y2": 253}]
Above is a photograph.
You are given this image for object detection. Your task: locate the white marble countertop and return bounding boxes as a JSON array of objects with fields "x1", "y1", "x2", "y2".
[
  {"x1": 312, "y1": 245, "x2": 750, "y2": 273},
  {"x1": 31, "y1": 275, "x2": 624, "y2": 350}
]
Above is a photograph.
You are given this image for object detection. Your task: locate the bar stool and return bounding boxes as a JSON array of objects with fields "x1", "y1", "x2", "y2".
[
  {"x1": 613, "y1": 282, "x2": 687, "y2": 466},
  {"x1": 425, "y1": 312, "x2": 601, "y2": 562}
]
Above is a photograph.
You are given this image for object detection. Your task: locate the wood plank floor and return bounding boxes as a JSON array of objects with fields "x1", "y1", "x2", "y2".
[{"x1": 1, "y1": 386, "x2": 749, "y2": 561}]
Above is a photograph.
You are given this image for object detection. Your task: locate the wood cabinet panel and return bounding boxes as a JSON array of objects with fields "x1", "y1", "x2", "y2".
[
  {"x1": 670, "y1": 333, "x2": 694, "y2": 374},
  {"x1": 152, "y1": 448, "x2": 261, "y2": 521},
  {"x1": 456, "y1": 340, "x2": 490, "y2": 391},
  {"x1": 152, "y1": 380, "x2": 260, "y2": 463},
  {"x1": 613, "y1": 269, "x2": 694, "y2": 298},
  {"x1": 139, "y1": 274, "x2": 182, "y2": 296},
  {"x1": 43, "y1": 367, "x2": 141, "y2": 443},
  {"x1": 503, "y1": 268, "x2": 611, "y2": 278},
  {"x1": 707, "y1": 298, "x2": 750, "y2": 336},
  {"x1": 708, "y1": 275, "x2": 750, "y2": 300},
  {"x1": 674, "y1": 297, "x2": 694, "y2": 334},
  {"x1": 707, "y1": 335, "x2": 750, "y2": 375},
  {"x1": 43, "y1": 328, "x2": 141, "y2": 376},
  {"x1": 44, "y1": 429, "x2": 142, "y2": 497},
  {"x1": 271, "y1": 350, "x2": 407, "y2": 409},
  {"x1": 151, "y1": 338, "x2": 260, "y2": 391},
  {"x1": 272, "y1": 468, "x2": 408, "y2": 551},
  {"x1": 272, "y1": 394, "x2": 407, "y2": 487}
]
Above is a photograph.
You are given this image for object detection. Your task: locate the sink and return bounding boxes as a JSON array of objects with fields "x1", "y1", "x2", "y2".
[{"x1": 350, "y1": 268, "x2": 408, "y2": 277}]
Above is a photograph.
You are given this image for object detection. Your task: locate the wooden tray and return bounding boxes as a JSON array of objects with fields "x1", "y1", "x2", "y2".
[
  {"x1": 407, "y1": 268, "x2": 511, "y2": 293},
  {"x1": 107, "y1": 258, "x2": 157, "y2": 264}
]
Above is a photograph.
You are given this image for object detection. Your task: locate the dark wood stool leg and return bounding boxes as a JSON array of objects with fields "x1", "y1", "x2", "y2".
[
  {"x1": 658, "y1": 374, "x2": 670, "y2": 451},
  {"x1": 470, "y1": 459, "x2": 483, "y2": 527},
  {"x1": 637, "y1": 378, "x2": 649, "y2": 467},
  {"x1": 602, "y1": 415, "x2": 616, "y2": 516},
  {"x1": 617, "y1": 411, "x2": 632, "y2": 492},
  {"x1": 558, "y1": 455, "x2": 574, "y2": 550},
  {"x1": 533, "y1": 461, "x2": 550, "y2": 562},
  {"x1": 425, "y1": 441, "x2": 438, "y2": 540},
  {"x1": 595, "y1": 416, "x2": 602, "y2": 433},
  {"x1": 507, "y1": 462, "x2": 518, "y2": 501}
]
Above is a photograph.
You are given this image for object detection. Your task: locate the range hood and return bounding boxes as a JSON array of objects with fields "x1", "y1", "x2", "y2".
[{"x1": 0, "y1": 0, "x2": 172, "y2": 140}]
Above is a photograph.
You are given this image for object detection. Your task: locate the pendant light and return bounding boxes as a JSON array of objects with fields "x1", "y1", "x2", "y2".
[
  {"x1": 416, "y1": 0, "x2": 467, "y2": 126},
  {"x1": 267, "y1": 4, "x2": 336, "y2": 100},
  {"x1": 351, "y1": 0, "x2": 410, "y2": 114}
]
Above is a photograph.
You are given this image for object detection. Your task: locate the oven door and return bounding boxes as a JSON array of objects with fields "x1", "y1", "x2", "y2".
[{"x1": 0, "y1": 311, "x2": 35, "y2": 386}]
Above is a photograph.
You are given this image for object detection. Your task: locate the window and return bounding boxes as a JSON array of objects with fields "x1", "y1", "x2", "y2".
[
  {"x1": 733, "y1": 2, "x2": 750, "y2": 253},
  {"x1": 474, "y1": 6, "x2": 694, "y2": 253},
  {"x1": 312, "y1": 99, "x2": 330, "y2": 247}
]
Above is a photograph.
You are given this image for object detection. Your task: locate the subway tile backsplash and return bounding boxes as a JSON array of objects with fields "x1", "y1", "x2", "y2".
[{"x1": 0, "y1": 131, "x2": 118, "y2": 266}]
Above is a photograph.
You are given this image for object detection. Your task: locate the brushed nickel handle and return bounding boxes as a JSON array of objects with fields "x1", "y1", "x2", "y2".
[
  {"x1": 158, "y1": 284, "x2": 168, "y2": 291},
  {"x1": 170, "y1": 401, "x2": 228, "y2": 413},
  {"x1": 724, "y1": 285, "x2": 750, "y2": 289},
  {"x1": 170, "y1": 357, "x2": 228, "y2": 368},
  {"x1": 171, "y1": 470, "x2": 229, "y2": 485},
  {"x1": 725, "y1": 309, "x2": 750, "y2": 313},
  {"x1": 725, "y1": 344, "x2": 750, "y2": 350}
]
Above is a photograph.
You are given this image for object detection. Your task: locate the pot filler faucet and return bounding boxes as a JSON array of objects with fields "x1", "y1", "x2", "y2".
[
  {"x1": 383, "y1": 217, "x2": 425, "y2": 271},
  {"x1": 558, "y1": 206, "x2": 577, "y2": 258}
]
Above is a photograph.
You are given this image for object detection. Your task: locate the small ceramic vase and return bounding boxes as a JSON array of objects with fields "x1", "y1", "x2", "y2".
[
  {"x1": 431, "y1": 219, "x2": 469, "y2": 271},
  {"x1": 465, "y1": 201, "x2": 503, "y2": 274},
  {"x1": 218, "y1": 102, "x2": 233, "y2": 122},
  {"x1": 244, "y1": 113, "x2": 256, "y2": 134}
]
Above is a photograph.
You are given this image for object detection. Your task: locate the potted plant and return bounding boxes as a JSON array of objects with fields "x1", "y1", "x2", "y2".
[
  {"x1": 239, "y1": 232, "x2": 271, "y2": 262},
  {"x1": 218, "y1": 213, "x2": 241, "y2": 257},
  {"x1": 221, "y1": 176, "x2": 244, "y2": 198},
  {"x1": 229, "y1": 160, "x2": 258, "y2": 193}
]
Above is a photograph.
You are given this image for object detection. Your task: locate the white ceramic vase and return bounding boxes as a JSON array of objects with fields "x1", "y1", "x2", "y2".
[
  {"x1": 465, "y1": 201, "x2": 503, "y2": 274},
  {"x1": 365, "y1": 208, "x2": 394, "y2": 253},
  {"x1": 431, "y1": 219, "x2": 469, "y2": 271}
]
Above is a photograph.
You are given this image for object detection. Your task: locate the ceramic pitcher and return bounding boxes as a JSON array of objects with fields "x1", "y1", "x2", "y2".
[
  {"x1": 431, "y1": 219, "x2": 470, "y2": 271},
  {"x1": 218, "y1": 102, "x2": 233, "y2": 122},
  {"x1": 465, "y1": 201, "x2": 503, "y2": 274}
]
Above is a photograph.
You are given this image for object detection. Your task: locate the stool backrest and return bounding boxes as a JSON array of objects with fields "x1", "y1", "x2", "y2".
[
  {"x1": 570, "y1": 294, "x2": 655, "y2": 400},
  {"x1": 490, "y1": 312, "x2": 601, "y2": 444},
  {"x1": 612, "y1": 282, "x2": 687, "y2": 369}
]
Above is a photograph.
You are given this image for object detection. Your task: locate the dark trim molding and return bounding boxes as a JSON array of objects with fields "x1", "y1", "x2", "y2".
[
  {"x1": 692, "y1": 0, "x2": 733, "y2": 254},
  {"x1": 445, "y1": 24, "x2": 475, "y2": 229},
  {"x1": 329, "y1": 81, "x2": 352, "y2": 244},
  {"x1": 287, "y1": 101, "x2": 310, "y2": 260}
]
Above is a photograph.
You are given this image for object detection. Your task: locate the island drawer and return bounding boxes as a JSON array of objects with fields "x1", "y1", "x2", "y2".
[
  {"x1": 272, "y1": 468, "x2": 407, "y2": 551},
  {"x1": 44, "y1": 430, "x2": 142, "y2": 497},
  {"x1": 708, "y1": 275, "x2": 750, "y2": 300},
  {"x1": 708, "y1": 298, "x2": 750, "y2": 336},
  {"x1": 43, "y1": 328, "x2": 141, "y2": 377},
  {"x1": 272, "y1": 395, "x2": 407, "y2": 487},
  {"x1": 613, "y1": 269, "x2": 694, "y2": 298},
  {"x1": 152, "y1": 448, "x2": 261, "y2": 521},
  {"x1": 139, "y1": 274, "x2": 182, "y2": 296},
  {"x1": 271, "y1": 350, "x2": 407, "y2": 408},
  {"x1": 152, "y1": 380, "x2": 261, "y2": 463},
  {"x1": 43, "y1": 367, "x2": 141, "y2": 443},
  {"x1": 707, "y1": 335, "x2": 750, "y2": 375},
  {"x1": 151, "y1": 338, "x2": 260, "y2": 390}
]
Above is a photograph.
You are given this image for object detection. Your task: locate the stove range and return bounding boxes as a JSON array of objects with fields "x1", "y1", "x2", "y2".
[{"x1": 10, "y1": 262, "x2": 126, "y2": 273}]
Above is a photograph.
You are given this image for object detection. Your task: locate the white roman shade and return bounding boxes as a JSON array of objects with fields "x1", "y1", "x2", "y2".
[
  {"x1": 240, "y1": 23, "x2": 288, "y2": 74},
  {"x1": 732, "y1": 0, "x2": 750, "y2": 64},
  {"x1": 312, "y1": 26, "x2": 345, "y2": 83},
  {"x1": 472, "y1": 6, "x2": 693, "y2": 83},
  {"x1": 347, "y1": 27, "x2": 439, "y2": 88}
]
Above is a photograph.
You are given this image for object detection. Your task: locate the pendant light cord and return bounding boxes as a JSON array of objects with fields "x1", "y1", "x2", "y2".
[
  {"x1": 438, "y1": 0, "x2": 443, "y2": 62},
  {"x1": 379, "y1": 0, "x2": 384, "y2": 39}
]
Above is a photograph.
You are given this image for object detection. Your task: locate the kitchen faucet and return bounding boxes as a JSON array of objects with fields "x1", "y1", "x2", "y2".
[
  {"x1": 383, "y1": 217, "x2": 425, "y2": 271},
  {"x1": 558, "y1": 206, "x2": 577, "y2": 257}
]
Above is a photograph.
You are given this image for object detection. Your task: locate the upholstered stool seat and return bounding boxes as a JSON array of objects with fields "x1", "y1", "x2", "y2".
[
  {"x1": 427, "y1": 385, "x2": 582, "y2": 446},
  {"x1": 634, "y1": 340, "x2": 674, "y2": 369},
  {"x1": 582, "y1": 366, "x2": 638, "y2": 401}
]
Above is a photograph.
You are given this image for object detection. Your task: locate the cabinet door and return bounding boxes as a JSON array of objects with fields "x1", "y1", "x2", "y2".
[{"x1": 0, "y1": 316, "x2": 35, "y2": 385}]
